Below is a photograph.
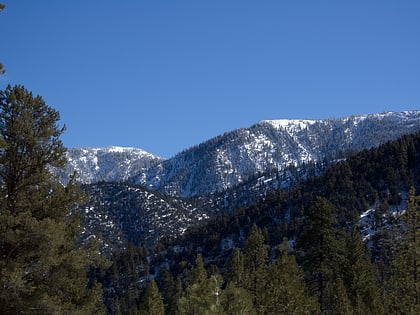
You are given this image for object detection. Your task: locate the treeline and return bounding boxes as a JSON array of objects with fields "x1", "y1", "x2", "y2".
[
  {"x1": 101, "y1": 132, "x2": 420, "y2": 314},
  {"x1": 1, "y1": 83, "x2": 418, "y2": 314},
  {"x1": 102, "y1": 190, "x2": 419, "y2": 314}
]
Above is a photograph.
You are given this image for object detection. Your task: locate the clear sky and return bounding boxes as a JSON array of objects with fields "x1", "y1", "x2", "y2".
[{"x1": 1, "y1": 1, "x2": 419, "y2": 158}]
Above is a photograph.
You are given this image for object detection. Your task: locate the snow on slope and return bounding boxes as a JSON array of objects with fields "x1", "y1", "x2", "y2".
[
  {"x1": 59, "y1": 146, "x2": 164, "y2": 184},
  {"x1": 80, "y1": 182, "x2": 211, "y2": 251},
  {"x1": 133, "y1": 111, "x2": 420, "y2": 197},
  {"x1": 60, "y1": 111, "x2": 420, "y2": 197}
]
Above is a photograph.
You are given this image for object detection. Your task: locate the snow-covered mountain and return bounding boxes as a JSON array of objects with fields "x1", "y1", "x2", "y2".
[
  {"x1": 69, "y1": 111, "x2": 420, "y2": 251},
  {"x1": 59, "y1": 146, "x2": 164, "y2": 184},
  {"x1": 59, "y1": 111, "x2": 420, "y2": 198},
  {"x1": 79, "y1": 182, "x2": 212, "y2": 253},
  {"x1": 132, "y1": 111, "x2": 420, "y2": 197}
]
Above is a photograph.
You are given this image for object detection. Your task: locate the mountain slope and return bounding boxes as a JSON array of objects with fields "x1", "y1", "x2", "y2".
[
  {"x1": 79, "y1": 182, "x2": 212, "y2": 253},
  {"x1": 165, "y1": 131, "x2": 420, "y2": 264},
  {"x1": 99, "y1": 132, "x2": 420, "y2": 315},
  {"x1": 59, "y1": 146, "x2": 164, "y2": 184},
  {"x1": 132, "y1": 111, "x2": 420, "y2": 197}
]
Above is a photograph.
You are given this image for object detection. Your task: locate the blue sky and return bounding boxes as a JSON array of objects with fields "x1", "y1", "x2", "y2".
[{"x1": 1, "y1": 1, "x2": 419, "y2": 158}]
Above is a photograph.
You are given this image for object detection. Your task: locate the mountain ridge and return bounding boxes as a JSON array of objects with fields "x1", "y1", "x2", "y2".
[
  {"x1": 60, "y1": 111, "x2": 420, "y2": 198},
  {"x1": 60, "y1": 146, "x2": 164, "y2": 184},
  {"x1": 132, "y1": 110, "x2": 420, "y2": 197}
]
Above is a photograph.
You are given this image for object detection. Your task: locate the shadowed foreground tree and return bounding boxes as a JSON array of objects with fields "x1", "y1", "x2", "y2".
[{"x1": 0, "y1": 85, "x2": 105, "y2": 314}]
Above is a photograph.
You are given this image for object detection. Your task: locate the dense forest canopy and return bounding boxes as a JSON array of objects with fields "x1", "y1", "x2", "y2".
[
  {"x1": 0, "y1": 83, "x2": 418, "y2": 314},
  {"x1": 98, "y1": 131, "x2": 420, "y2": 314}
]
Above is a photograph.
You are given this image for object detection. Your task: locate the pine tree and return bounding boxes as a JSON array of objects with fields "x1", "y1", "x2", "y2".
[
  {"x1": 221, "y1": 283, "x2": 255, "y2": 315},
  {"x1": 328, "y1": 276, "x2": 352, "y2": 315},
  {"x1": 264, "y1": 240, "x2": 318, "y2": 314},
  {"x1": 343, "y1": 228, "x2": 384, "y2": 315},
  {"x1": 0, "y1": 85, "x2": 105, "y2": 314},
  {"x1": 189, "y1": 253, "x2": 207, "y2": 285},
  {"x1": 171, "y1": 276, "x2": 183, "y2": 315},
  {"x1": 387, "y1": 187, "x2": 420, "y2": 314},
  {"x1": 225, "y1": 247, "x2": 246, "y2": 287},
  {"x1": 177, "y1": 254, "x2": 224, "y2": 315},
  {"x1": 296, "y1": 197, "x2": 346, "y2": 313},
  {"x1": 157, "y1": 267, "x2": 176, "y2": 312},
  {"x1": 243, "y1": 224, "x2": 269, "y2": 314},
  {"x1": 223, "y1": 248, "x2": 256, "y2": 314},
  {"x1": 139, "y1": 279, "x2": 165, "y2": 315}
]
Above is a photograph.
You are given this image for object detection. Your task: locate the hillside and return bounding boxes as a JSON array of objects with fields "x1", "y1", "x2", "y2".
[
  {"x1": 75, "y1": 111, "x2": 420, "y2": 252},
  {"x1": 97, "y1": 132, "x2": 420, "y2": 315},
  {"x1": 59, "y1": 111, "x2": 420, "y2": 198},
  {"x1": 59, "y1": 146, "x2": 164, "y2": 184},
  {"x1": 134, "y1": 111, "x2": 420, "y2": 197}
]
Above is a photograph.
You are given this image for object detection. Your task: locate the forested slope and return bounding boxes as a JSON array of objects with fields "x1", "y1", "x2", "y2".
[{"x1": 100, "y1": 132, "x2": 420, "y2": 314}]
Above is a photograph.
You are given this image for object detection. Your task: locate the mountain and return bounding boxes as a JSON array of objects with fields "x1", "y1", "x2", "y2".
[
  {"x1": 132, "y1": 110, "x2": 420, "y2": 197},
  {"x1": 59, "y1": 146, "x2": 164, "y2": 184},
  {"x1": 60, "y1": 111, "x2": 420, "y2": 195},
  {"x1": 98, "y1": 131, "x2": 420, "y2": 315},
  {"x1": 75, "y1": 111, "x2": 420, "y2": 252},
  {"x1": 79, "y1": 182, "x2": 214, "y2": 254},
  {"x1": 160, "y1": 131, "x2": 420, "y2": 264}
]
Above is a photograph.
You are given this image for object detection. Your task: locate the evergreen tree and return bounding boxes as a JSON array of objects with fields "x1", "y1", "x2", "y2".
[
  {"x1": 343, "y1": 228, "x2": 384, "y2": 315},
  {"x1": 264, "y1": 240, "x2": 318, "y2": 314},
  {"x1": 189, "y1": 253, "x2": 207, "y2": 285},
  {"x1": 0, "y1": 85, "x2": 105, "y2": 314},
  {"x1": 157, "y1": 267, "x2": 177, "y2": 313},
  {"x1": 243, "y1": 224, "x2": 269, "y2": 314},
  {"x1": 139, "y1": 279, "x2": 165, "y2": 315},
  {"x1": 223, "y1": 248, "x2": 255, "y2": 314},
  {"x1": 387, "y1": 187, "x2": 420, "y2": 314},
  {"x1": 177, "y1": 254, "x2": 224, "y2": 315},
  {"x1": 328, "y1": 276, "x2": 352, "y2": 315},
  {"x1": 221, "y1": 283, "x2": 255, "y2": 315},
  {"x1": 225, "y1": 247, "x2": 246, "y2": 287},
  {"x1": 296, "y1": 197, "x2": 346, "y2": 313},
  {"x1": 171, "y1": 276, "x2": 183, "y2": 315}
]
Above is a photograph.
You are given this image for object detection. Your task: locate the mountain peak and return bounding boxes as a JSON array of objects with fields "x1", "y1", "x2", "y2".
[
  {"x1": 261, "y1": 119, "x2": 317, "y2": 130},
  {"x1": 133, "y1": 110, "x2": 420, "y2": 197},
  {"x1": 58, "y1": 146, "x2": 164, "y2": 184},
  {"x1": 60, "y1": 110, "x2": 420, "y2": 196}
]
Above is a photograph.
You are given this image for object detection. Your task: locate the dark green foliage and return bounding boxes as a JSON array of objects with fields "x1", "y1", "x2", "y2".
[
  {"x1": 0, "y1": 85, "x2": 105, "y2": 314},
  {"x1": 243, "y1": 224, "x2": 268, "y2": 312},
  {"x1": 220, "y1": 283, "x2": 255, "y2": 315},
  {"x1": 264, "y1": 240, "x2": 318, "y2": 314},
  {"x1": 101, "y1": 244, "x2": 150, "y2": 314},
  {"x1": 342, "y1": 229, "x2": 384, "y2": 314},
  {"x1": 99, "y1": 132, "x2": 420, "y2": 314},
  {"x1": 178, "y1": 254, "x2": 224, "y2": 315},
  {"x1": 157, "y1": 268, "x2": 180, "y2": 313},
  {"x1": 386, "y1": 187, "x2": 420, "y2": 314},
  {"x1": 224, "y1": 247, "x2": 245, "y2": 287},
  {"x1": 296, "y1": 197, "x2": 346, "y2": 312},
  {"x1": 138, "y1": 279, "x2": 164, "y2": 315}
]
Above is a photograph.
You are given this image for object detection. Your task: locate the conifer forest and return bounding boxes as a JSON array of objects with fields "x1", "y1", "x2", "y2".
[
  {"x1": 0, "y1": 3, "x2": 419, "y2": 312},
  {"x1": 0, "y1": 83, "x2": 419, "y2": 314}
]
